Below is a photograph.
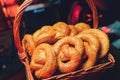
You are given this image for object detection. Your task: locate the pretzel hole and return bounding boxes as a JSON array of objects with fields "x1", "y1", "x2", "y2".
[{"x1": 62, "y1": 60, "x2": 70, "y2": 63}]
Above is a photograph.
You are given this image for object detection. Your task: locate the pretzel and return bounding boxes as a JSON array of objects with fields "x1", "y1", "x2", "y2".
[
  {"x1": 53, "y1": 22, "x2": 70, "y2": 41},
  {"x1": 32, "y1": 26, "x2": 56, "y2": 46},
  {"x1": 76, "y1": 33, "x2": 99, "y2": 69},
  {"x1": 82, "y1": 42, "x2": 98, "y2": 69},
  {"x1": 22, "y1": 34, "x2": 35, "y2": 56},
  {"x1": 53, "y1": 36, "x2": 84, "y2": 73},
  {"x1": 58, "y1": 45, "x2": 82, "y2": 73},
  {"x1": 81, "y1": 29, "x2": 110, "y2": 58},
  {"x1": 30, "y1": 43, "x2": 57, "y2": 79},
  {"x1": 75, "y1": 22, "x2": 91, "y2": 33}
]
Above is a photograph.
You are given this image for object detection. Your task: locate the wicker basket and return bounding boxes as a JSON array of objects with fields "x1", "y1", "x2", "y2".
[{"x1": 13, "y1": 0, "x2": 115, "y2": 80}]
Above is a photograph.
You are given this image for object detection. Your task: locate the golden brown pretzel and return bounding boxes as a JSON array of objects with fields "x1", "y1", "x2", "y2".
[
  {"x1": 53, "y1": 22, "x2": 70, "y2": 41},
  {"x1": 54, "y1": 36, "x2": 84, "y2": 55},
  {"x1": 58, "y1": 45, "x2": 82, "y2": 73},
  {"x1": 30, "y1": 43, "x2": 57, "y2": 79},
  {"x1": 81, "y1": 29, "x2": 110, "y2": 58},
  {"x1": 32, "y1": 26, "x2": 56, "y2": 46},
  {"x1": 68, "y1": 25, "x2": 78, "y2": 36},
  {"x1": 75, "y1": 22, "x2": 91, "y2": 33},
  {"x1": 53, "y1": 36, "x2": 84, "y2": 73},
  {"x1": 22, "y1": 34, "x2": 35, "y2": 56},
  {"x1": 76, "y1": 33, "x2": 99, "y2": 69},
  {"x1": 82, "y1": 42, "x2": 97, "y2": 69}
]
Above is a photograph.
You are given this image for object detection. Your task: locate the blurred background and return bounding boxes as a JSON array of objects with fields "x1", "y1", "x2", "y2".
[{"x1": 0, "y1": 0, "x2": 120, "y2": 80}]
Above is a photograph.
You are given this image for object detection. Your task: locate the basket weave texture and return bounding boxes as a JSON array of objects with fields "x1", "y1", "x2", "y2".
[{"x1": 13, "y1": 0, "x2": 115, "y2": 80}]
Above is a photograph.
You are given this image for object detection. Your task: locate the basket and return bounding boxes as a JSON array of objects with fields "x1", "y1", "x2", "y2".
[{"x1": 13, "y1": 0, "x2": 115, "y2": 80}]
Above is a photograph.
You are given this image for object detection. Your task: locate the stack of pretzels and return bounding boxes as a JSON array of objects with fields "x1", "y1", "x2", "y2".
[{"x1": 22, "y1": 22, "x2": 110, "y2": 79}]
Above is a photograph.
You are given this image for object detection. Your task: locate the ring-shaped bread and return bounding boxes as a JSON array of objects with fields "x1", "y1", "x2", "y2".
[
  {"x1": 76, "y1": 33, "x2": 100, "y2": 69},
  {"x1": 53, "y1": 36, "x2": 84, "y2": 73},
  {"x1": 30, "y1": 43, "x2": 57, "y2": 79},
  {"x1": 32, "y1": 26, "x2": 56, "y2": 46},
  {"x1": 75, "y1": 22, "x2": 91, "y2": 33},
  {"x1": 22, "y1": 34, "x2": 35, "y2": 56},
  {"x1": 53, "y1": 22, "x2": 70, "y2": 41},
  {"x1": 58, "y1": 44, "x2": 82, "y2": 73},
  {"x1": 81, "y1": 29, "x2": 110, "y2": 58}
]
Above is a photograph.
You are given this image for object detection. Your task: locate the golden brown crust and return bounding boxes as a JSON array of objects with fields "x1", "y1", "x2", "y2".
[
  {"x1": 76, "y1": 33, "x2": 99, "y2": 69},
  {"x1": 81, "y1": 29, "x2": 110, "y2": 58},
  {"x1": 30, "y1": 43, "x2": 57, "y2": 79},
  {"x1": 58, "y1": 45, "x2": 82, "y2": 73},
  {"x1": 68, "y1": 25, "x2": 78, "y2": 36},
  {"x1": 32, "y1": 26, "x2": 56, "y2": 46},
  {"x1": 22, "y1": 34, "x2": 35, "y2": 56},
  {"x1": 53, "y1": 22, "x2": 70, "y2": 41},
  {"x1": 76, "y1": 33, "x2": 100, "y2": 53},
  {"x1": 53, "y1": 36, "x2": 84, "y2": 55},
  {"x1": 53, "y1": 36, "x2": 84, "y2": 73},
  {"x1": 75, "y1": 22, "x2": 91, "y2": 33}
]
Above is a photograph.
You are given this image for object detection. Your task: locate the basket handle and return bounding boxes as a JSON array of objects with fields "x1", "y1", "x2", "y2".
[
  {"x1": 13, "y1": 0, "x2": 34, "y2": 80},
  {"x1": 13, "y1": 0, "x2": 98, "y2": 80},
  {"x1": 86, "y1": 0, "x2": 98, "y2": 28}
]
